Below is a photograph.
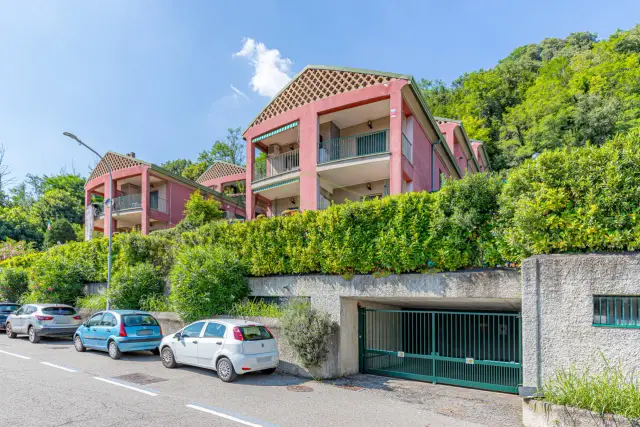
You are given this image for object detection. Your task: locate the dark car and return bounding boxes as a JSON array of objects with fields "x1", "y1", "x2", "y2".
[{"x1": 0, "y1": 303, "x2": 20, "y2": 330}]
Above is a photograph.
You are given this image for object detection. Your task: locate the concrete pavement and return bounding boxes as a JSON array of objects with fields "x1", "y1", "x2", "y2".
[{"x1": 0, "y1": 334, "x2": 517, "y2": 426}]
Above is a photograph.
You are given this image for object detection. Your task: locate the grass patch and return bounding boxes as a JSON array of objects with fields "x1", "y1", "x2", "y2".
[
  {"x1": 540, "y1": 358, "x2": 640, "y2": 420},
  {"x1": 227, "y1": 300, "x2": 283, "y2": 318},
  {"x1": 75, "y1": 294, "x2": 108, "y2": 310}
]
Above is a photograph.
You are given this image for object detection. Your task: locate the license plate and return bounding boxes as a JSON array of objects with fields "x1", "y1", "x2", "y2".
[
  {"x1": 257, "y1": 356, "x2": 271, "y2": 364},
  {"x1": 137, "y1": 329, "x2": 152, "y2": 336},
  {"x1": 55, "y1": 318, "x2": 70, "y2": 324}
]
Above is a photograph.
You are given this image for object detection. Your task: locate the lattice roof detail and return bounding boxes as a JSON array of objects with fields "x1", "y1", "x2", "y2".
[
  {"x1": 88, "y1": 152, "x2": 145, "y2": 182},
  {"x1": 248, "y1": 67, "x2": 401, "y2": 128},
  {"x1": 196, "y1": 162, "x2": 246, "y2": 183}
]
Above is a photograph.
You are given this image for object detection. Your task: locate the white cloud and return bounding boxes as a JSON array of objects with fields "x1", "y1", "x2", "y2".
[
  {"x1": 233, "y1": 38, "x2": 292, "y2": 98},
  {"x1": 230, "y1": 84, "x2": 249, "y2": 101}
]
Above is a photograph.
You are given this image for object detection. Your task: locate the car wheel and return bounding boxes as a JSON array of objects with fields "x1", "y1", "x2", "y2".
[
  {"x1": 216, "y1": 357, "x2": 237, "y2": 383},
  {"x1": 74, "y1": 335, "x2": 86, "y2": 352},
  {"x1": 6, "y1": 323, "x2": 16, "y2": 339},
  {"x1": 161, "y1": 347, "x2": 177, "y2": 369},
  {"x1": 108, "y1": 341, "x2": 122, "y2": 360},
  {"x1": 28, "y1": 326, "x2": 41, "y2": 343},
  {"x1": 151, "y1": 347, "x2": 160, "y2": 356},
  {"x1": 261, "y1": 368, "x2": 277, "y2": 375}
]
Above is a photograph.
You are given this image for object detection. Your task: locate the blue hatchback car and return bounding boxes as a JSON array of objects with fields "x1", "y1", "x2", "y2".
[{"x1": 73, "y1": 310, "x2": 163, "y2": 360}]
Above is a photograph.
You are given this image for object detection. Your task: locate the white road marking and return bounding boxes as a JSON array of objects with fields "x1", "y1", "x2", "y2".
[
  {"x1": 93, "y1": 377, "x2": 158, "y2": 396},
  {"x1": 0, "y1": 349, "x2": 31, "y2": 360},
  {"x1": 186, "y1": 404, "x2": 264, "y2": 427},
  {"x1": 40, "y1": 362, "x2": 78, "y2": 373}
]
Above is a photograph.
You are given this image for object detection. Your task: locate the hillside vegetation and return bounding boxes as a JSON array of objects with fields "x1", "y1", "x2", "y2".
[{"x1": 421, "y1": 25, "x2": 640, "y2": 170}]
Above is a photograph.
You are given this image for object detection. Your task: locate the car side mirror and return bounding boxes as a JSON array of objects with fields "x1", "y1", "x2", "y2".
[{"x1": 174, "y1": 332, "x2": 182, "y2": 340}]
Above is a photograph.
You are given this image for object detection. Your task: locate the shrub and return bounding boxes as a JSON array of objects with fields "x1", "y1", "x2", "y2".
[
  {"x1": 281, "y1": 300, "x2": 334, "y2": 368},
  {"x1": 541, "y1": 358, "x2": 640, "y2": 420},
  {"x1": 22, "y1": 255, "x2": 85, "y2": 305},
  {"x1": 75, "y1": 294, "x2": 108, "y2": 310},
  {"x1": 177, "y1": 192, "x2": 224, "y2": 231},
  {"x1": 44, "y1": 218, "x2": 77, "y2": 248},
  {"x1": 139, "y1": 294, "x2": 173, "y2": 312},
  {"x1": 0, "y1": 267, "x2": 29, "y2": 302},
  {"x1": 110, "y1": 263, "x2": 165, "y2": 310},
  {"x1": 169, "y1": 245, "x2": 249, "y2": 323},
  {"x1": 227, "y1": 300, "x2": 283, "y2": 318}
]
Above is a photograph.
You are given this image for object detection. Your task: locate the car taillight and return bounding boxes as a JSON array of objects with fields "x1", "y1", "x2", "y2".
[
  {"x1": 35, "y1": 315, "x2": 54, "y2": 321},
  {"x1": 264, "y1": 326, "x2": 274, "y2": 337},
  {"x1": 232, "y1": 326, "x2": 244, "y2": 341},
  {"x1": 119, "y1": 322, "x2": 127, "y2": 337},
  {"x1": 159, "y1": 325, "x2": 163, "y2": 336},
  {"x1": 73, "y1": 315, "x2": 82, "y2": 320}
]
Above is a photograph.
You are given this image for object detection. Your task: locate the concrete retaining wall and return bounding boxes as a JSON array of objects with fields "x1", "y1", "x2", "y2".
[
  {"x1": 521, "y1": 253, "x2": 640, "y2": 390},
  {"x1": 522, "y1": 399, "x2": 635, "y2": 427}
]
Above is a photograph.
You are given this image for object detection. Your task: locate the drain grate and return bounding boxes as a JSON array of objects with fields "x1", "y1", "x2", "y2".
[
  {"x1": 114, "y1": 373, "x2": 167, "y2": 385},
  {"x1": 287, "y1": 385, "x2": 313, "y2": 392}
]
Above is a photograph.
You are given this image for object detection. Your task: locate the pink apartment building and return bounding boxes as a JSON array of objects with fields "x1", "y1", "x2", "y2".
[
  {"x1": 84, "y1": 152, "x2": 245, "y2": 238},
  {"x1": 242, "y1": 66, "x2": 490, "y2": 219}
]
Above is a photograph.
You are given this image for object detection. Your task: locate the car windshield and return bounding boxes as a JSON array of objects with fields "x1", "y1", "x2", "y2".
[
  {"x1": 122, "y1": 314, "x2": 158, "y2": 327},
  {"x1": 42, "y1": 307, "x2": 77, "y2": 316},
  {"x1": 0, "y1": 305, "x2": 19, "y2": 313},
  {"x1": 240, "y1": 325, "x2": 272, "y2": 341}
]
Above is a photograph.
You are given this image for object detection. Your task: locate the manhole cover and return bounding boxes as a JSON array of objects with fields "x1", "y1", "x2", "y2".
[
  {"x1": 114, "y1": 373, "x2": 167, "y2": 385},
  {"x1": 287, "y1": 385, "x2": 313, "y2": 392},
  {"x1": 335, "y1": 385, "x2": 364, "y2": 392}
]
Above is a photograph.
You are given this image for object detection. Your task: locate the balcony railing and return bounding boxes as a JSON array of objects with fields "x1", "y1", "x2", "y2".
[
  {"x1": 112, "y1": 194, "x2": 142, "y2": 212},
  {"x1": 151, "y1": 197, "x2": 167, "y2": 213},
  {"x1": 253, "y1": 149, "x2": 300, "y2": 182},
  {"x1": 402, "y1": 133, "x2": 413, "y2": 164},
  {"x1": 318, "y1": 129, "x2": 389, "y2": 165}
]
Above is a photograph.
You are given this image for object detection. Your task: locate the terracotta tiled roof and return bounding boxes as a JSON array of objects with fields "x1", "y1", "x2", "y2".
[
  {"x1": 196, "y1": 162, "x2": 246, "y2": 183},
  {"x1": 88, "y1": 152, "x2": 145, "y2": 182},
  {"x1": 247, "y1": 66, "x2": 407, "y2": 129}
]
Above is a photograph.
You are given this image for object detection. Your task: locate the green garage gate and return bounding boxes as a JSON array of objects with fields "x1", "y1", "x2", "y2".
[{"x1": 358, "y1": 308, "x2": 522, "y2": 393}]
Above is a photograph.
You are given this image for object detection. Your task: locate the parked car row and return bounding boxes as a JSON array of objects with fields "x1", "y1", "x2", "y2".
[{"x1": 0, "y1": 302, "x2": 279, "y2": 383}]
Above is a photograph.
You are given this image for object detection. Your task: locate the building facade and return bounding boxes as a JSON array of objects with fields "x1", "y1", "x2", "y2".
[
  {"x1": 84, "y1": 152, "x2": 245, "y2": 238},
  {"x1": 242, "y1": 65, "x2": 490, "y2": 219}
]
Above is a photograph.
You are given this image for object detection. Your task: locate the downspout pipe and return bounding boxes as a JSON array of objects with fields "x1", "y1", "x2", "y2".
[{"x1": 431, "y1": 137, "x2": 442, "y2": 192}]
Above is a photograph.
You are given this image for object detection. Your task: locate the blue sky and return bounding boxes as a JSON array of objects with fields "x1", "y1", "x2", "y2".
[{"x1": 0, "y1": 1, "x2": 638, "y2": 184}]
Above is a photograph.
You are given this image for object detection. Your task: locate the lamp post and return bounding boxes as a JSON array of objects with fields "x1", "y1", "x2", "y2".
[{"x1": 63, "y1": 132, "x2": 112, "y2": 310}]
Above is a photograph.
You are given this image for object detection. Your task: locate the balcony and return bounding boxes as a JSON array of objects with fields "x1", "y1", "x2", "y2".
[
  {"x1": 113, "y1": 194, "x2": 142, "y2": 212},
  {"x1": 318, "y1": 129, "x2": 389, "y2": 165},
  {"x1": 253, "y1": 149, "x2": 300, "y2": 182}
]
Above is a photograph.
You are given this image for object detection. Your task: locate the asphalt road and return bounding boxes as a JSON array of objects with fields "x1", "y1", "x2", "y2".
[{"x1": 0, "y1": 334, "x2": 494, "y2": 427}]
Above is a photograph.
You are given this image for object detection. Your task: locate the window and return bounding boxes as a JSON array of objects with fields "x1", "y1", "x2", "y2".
[
  {"x1": 42, "y1": 307, "x2": 77, "y2": 316},
  {"x1": 123, "y1": 314, "x2": 159, "y2": 327},
  {"x1": 13, "y1": 307, "x2": 24, "y2": 316},
  {"x1": 25, "y1": 306, "x2": 37, "y2": 315},
  {"x1": 150, "y1": 191, "x2": 159, "y2": 210},
  {"x1": 203, "y1": 322, "x2": 226, "y2": 338},
  {"x1": 87, "y1": 313, "x2": 104, "y2": 327},
  {"x1": 0, "y1": 304, "x2": 20, "y2": 313},
  {"x1": 101, "y1": 313, "x2": 116, "y2": 327},
  {"x1": 593, "y1": 295, "x2": 640, "y2": 328},
  {"x1": 240, "y1": 326, "x2": 273, "y2": 341},
  {"x1": 182, "y1": 322, "x2": 205, "y2": 338}
]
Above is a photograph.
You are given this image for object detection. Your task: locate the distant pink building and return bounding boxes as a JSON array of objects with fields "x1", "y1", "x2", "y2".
[
  {"x1": 84, "y1": 152, "x2": 245, "y2": 238},
  {"x1": 241, "y1": 65, "x2": 490, "y2": 219}
]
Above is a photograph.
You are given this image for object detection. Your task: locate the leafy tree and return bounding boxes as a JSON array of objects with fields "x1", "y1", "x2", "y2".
[
  {"x1": 161, "y1": 158, "x2": 193, "y2": 176},
  {"x1": 44, "y1": 218, "x2": 77, "y2": 248},
  {"x1": 181, "y1": 162, "x2": 209, "y2": 181},
  {"x1": 177, "y1": 192, "x2": 223, "y2": 231},
  {"x1": 198, "y1": 127, "x2": 245, "y2": 166}
]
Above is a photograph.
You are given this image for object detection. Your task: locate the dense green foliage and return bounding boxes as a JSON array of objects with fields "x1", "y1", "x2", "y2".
[
  {"x1": 227, "y1": 300, "x2": 283, "y2": 318},
  {"x1": 169, "y1": 245, "x2": 249, "y2": 323},
  {"x1": 281, "y1": 300, "x2": 334, "y2": 368},
  {"x1": 110, "y1": 263, "x2": 165, "y2": 310},
  {"x1": 541, "y1": 358, "x2": 640, "y2": 419},
  {"x1": 44, "y1": 218, "x2": 77, "y2": 248},
  {"x1": 177, "y1": 191, "x2": 224, "y2": 232},
  {"x1": 422, "y1": 26, "x2": 640, "y2": 170},
  {"x1": 0, "y1": 267, "x2": 28, "y2": 302},
  {"x1": 76, "y1": 294, "x2": 108, "y2": 310}
]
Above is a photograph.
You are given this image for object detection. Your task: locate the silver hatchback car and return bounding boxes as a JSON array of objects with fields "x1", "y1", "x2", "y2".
[{"x1": 6, "y1": 304, "x2": 82, "y2": 343}]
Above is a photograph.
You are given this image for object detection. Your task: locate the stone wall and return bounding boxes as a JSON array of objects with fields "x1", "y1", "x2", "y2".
[
  {"x1": 521, "y1": 253, "x2": 640, "y2": 391},
  {"x1": 522, "y1": 399, "x2": 634, "y2": 427}
]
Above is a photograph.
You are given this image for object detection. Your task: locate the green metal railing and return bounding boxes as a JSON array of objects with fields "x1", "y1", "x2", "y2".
[
  {"x1": 359, "y1": 309, "x2": 522, "y2": 393},
  {"x1": 253, "y1": 149, "x2": 300, "y2": 182},
  {"x1": 318, "y1": 129, "x2": 389, "y2": 164},
  {"x1": 112, "y1": 194, "x2": 142, "y2": 212},
  {"x1": 402, "y1": 133, "x2": 413, "y2": 163},
  {"x1": 593, "y1": 295, "x2": 640, "y2": 328}
]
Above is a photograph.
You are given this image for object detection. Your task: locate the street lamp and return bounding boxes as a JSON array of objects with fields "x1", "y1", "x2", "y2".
[{"x1": 63, "y1": 132, "x2": 112, "y2": 310}]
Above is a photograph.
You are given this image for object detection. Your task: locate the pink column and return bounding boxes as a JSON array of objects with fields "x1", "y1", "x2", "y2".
[
  {"x1": 389, "y1": 89, "x2": 404, "y2": 195},
  {"x1": 265, "y1": 199, "x2": 272, "y2": 217},
  {"x1": 141, "y1": 168, "x2": 150, "y2": 235},
  {"x1": 299, "y1": 110, "x2": 318, "y2": 211},
  {"x1": 245, "y1": 138, "x2": 255, "y2": 219}
]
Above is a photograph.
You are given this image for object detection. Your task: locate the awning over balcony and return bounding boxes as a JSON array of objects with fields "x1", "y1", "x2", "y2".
[
  {"x1": 253, "y1": 177, "x2": 299, "y2": 193},
  {"x1": 252, "y1": 121, "x2": 298, "y2": 143}
]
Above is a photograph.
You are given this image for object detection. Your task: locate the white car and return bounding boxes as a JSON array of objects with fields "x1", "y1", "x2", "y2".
[{"x1": 159, "y1": 318, "x2": 279, "y2": 382}]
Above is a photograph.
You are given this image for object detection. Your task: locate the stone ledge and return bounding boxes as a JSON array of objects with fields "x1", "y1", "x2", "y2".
[{"x1": 522, "y1": 399, "x2": 635, "y2": 427}]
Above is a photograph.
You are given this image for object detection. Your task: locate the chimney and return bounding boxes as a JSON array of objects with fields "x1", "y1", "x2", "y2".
[{"x1": 127, "y1": 152, "x2": 136, "y2": 158}]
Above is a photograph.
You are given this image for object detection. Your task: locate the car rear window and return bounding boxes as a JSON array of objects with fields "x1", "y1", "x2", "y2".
[
  {"x1": 122, "y1": 314, "x2": 158, "y2": 327},
  {"x1": 241, "y1": 326, "x2": 272, "y2": 341},
  {"x1": 42, "y1": 307, "x2": 77, "y2": 316},
  {"x1": 0, "y1": 305, "x2": 19, "y2": 313}
]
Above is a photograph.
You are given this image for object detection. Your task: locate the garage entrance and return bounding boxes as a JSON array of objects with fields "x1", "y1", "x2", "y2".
[{"x1": 358, "y1": 308, "x2": 522, "y2": 393}]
